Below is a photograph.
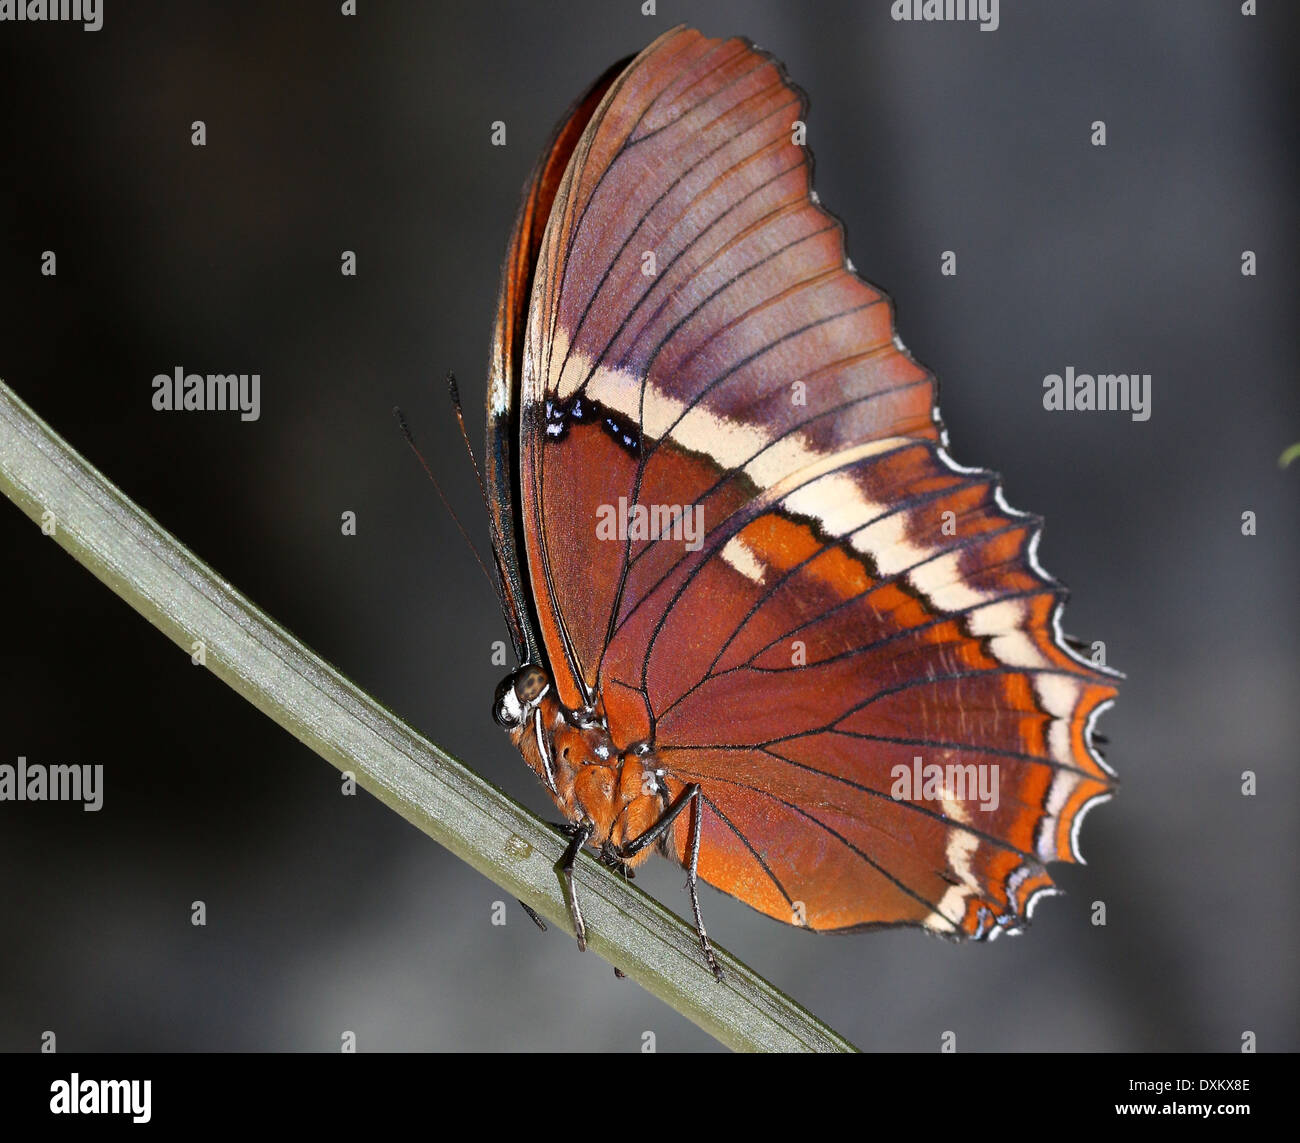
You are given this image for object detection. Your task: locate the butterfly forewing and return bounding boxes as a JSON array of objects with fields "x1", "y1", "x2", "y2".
[{"x1": 486, "y1": 56, "x2": 627, "y2": 665}]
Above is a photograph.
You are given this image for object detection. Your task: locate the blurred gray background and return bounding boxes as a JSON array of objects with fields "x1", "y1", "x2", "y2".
[{"x1": 0, "y1": 1, "x2": 1295, "y2": 1052}]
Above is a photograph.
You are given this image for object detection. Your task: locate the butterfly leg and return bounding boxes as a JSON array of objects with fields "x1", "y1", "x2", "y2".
[
  {"x1": 599, "y1": 841, "x2": 637, "y2": 880},
  {"x1": 615, "y1": 783, "x2": 723, "y2": 982},
  {"x1": 556, "y1": 817, "x2": 595, "y2": 952},
  {"x1": 516, "y1": 900, "x2": 547, "y2": 932},
  {"x1": 684, "y1": 791, "x2": 723, "y2": 982},
  {"x1": 517, "y1": 820, "x2": 589, "y2": 934},
  {"x1": 616, "y1": 781, "x2": 697, "y2": 858}
]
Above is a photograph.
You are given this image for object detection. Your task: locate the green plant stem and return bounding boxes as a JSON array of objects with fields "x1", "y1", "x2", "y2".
[{"x1": 0, "y1": 377, "x2": 856, "y2": 1053}]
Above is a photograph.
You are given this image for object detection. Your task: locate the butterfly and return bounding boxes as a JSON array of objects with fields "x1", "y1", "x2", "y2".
[{"x1": 481, "y1": 25, "x2": 1118, "y2": 978}]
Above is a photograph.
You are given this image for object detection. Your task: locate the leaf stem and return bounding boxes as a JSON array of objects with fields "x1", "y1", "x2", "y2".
[{"x1": 0, "y1": 377, "x2": 856, "y2": 1053}]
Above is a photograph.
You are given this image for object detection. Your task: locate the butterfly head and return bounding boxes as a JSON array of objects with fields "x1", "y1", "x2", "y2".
[{"x1": 492, "y1": 664, "x2": 550, "y2": 729}]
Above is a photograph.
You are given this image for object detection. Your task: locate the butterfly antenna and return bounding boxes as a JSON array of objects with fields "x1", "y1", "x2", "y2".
[
  {"x1": 446, "y1": 372, "x2": 493, "y2": 516},
  {"x1": 447, "y1": 373, "x2": 535, "y2": 665},
  {"x1": 393, "y1": 403, "x2": 498, "y2": 593}
]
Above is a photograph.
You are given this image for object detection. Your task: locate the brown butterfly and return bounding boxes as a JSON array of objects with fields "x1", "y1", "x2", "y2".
[{"x1": 481, "y1": 26, "x2": 1118, "y2": 977}]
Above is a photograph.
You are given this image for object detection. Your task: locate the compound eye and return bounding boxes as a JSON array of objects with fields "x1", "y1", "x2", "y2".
[
  {"x1": 493, "y1": 676, "x2": 525, "y2": 729},
  {"x1": 492, "y1": 666, "x2": 551, "y2": 729},
  {"x1": 513, "y1": 665, "x2": 549, "y2": 705}
]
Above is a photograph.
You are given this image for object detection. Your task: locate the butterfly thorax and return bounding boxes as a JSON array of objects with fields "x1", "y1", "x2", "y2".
[{"x1": 493, "y1": 666, "x2": 669, "y2": 862}]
